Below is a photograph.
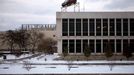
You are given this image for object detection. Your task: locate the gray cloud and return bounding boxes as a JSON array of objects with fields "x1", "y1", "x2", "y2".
[
  {"x1": 0, "y1": 0, "x2": 61, "y2": 31},
  {"x1": 105, "y1": 0, "x2": 134, "y2": 10},
  {"x1": 86, "y1": 0, "x2": 107, "y2": 2},
  {"x1": 0, "y1": 0, "x2": 134, "y2": 31}
]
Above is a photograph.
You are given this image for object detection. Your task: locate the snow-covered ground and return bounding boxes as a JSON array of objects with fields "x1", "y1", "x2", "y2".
[
  {"x1": 0, "y1": 54, "x2": 31, "y2": 60},
  {"x1": 0, "y1": 64, "x2": 134, "y2": 74},
  {"x1": 0, "y1": 54, "x2": 134, "y2": 74}
]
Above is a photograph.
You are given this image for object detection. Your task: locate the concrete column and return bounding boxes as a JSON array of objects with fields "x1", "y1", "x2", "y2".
[
  {"x1": 81, "y1": 40, "x2": 83, "y2": 53},
  {"x1": 128, "y1": 19, "x2": 130, "y2": 36},
  {"x1": 101, "y1": 19, "x2": 103, "y2": 36},
  {"x1": 108, "y1": 18, "x2": 110, "y2": 36},
  {"x1": 101, "y1": 39, "x2": 103, "y2": 53},
  {"x1": 115, "y1": 19, "x2": 117, "y2": 36},
  {"x1": 81, "y1": 19, "x2": 83, "y2": 36},
  {"x1": 88, "y1": 19, "x2": 90, "y2": 36},
  {"x1": 115, "y1": 39, "x2": 117, "y2": 53},
  {"x1": 58, "y1": 40, "x2": 62, "y2": 54},
  {"x1": 95, "y1": 19, "x2": 96, "y2": 36},
  {"x1": 60, "y1": 19, "x2": 62, "y2": 39},
  {"x1": 121, "y1": 19, "x2": 123, "y2": 36},
  {"x1": 74, "y1": 39, "x2": 76, "y2": 53},
  {"x1": 121, "y1": 39, "x2": 123, "y2": 53},
  {"x1": 74, "y1": 19, "x2": 76, "y2": 36},
  {"x1": 68, "y1": 40, "x2": 70, "y2": 53},
  {"x1": 94, "y1": 40, "x2": 96, "y2": 54},
  {"x1": 68, "y1": 19, "x2": 69, "y2": 36}
]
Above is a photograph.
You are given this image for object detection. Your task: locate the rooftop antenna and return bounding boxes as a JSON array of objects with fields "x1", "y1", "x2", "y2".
[
  {"x1": 83, "y1": 1, "x2": 85, "y2": 12},
  {"x1": 83, "y1": 0, "x2": 87, "y2": 12}
]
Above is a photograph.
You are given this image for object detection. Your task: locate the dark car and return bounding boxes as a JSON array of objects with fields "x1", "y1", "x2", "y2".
[{"x1": 62, "y1": 0, "x2": 77, "y2": 7}]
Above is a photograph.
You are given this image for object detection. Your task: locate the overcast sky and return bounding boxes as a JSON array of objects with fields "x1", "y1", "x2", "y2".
[{"x1": 0, "y1": 0, "x2": 134, "y2": 31}]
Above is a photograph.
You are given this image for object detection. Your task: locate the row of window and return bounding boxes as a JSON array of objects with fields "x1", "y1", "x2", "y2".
[
  {"x1": 62, "y1": 39, "x2": 134, "y2": 53},
  {"x1": 62, "y1": 18, "x2": 134, "y2": 36}
]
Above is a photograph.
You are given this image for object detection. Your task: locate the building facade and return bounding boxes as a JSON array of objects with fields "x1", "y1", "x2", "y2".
[
  {"x1": 56, "y1": 12, "x2": 134, "y2": 54},
  {"x1": 22, "y1": 24, "x2": 57, "y2": 40}
]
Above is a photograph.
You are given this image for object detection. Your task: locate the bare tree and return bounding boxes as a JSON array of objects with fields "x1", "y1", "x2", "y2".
[
  {"x1": 28, "y1": 30, "x2": 44, "y2": 53},
  {"x1": 45, "y1": 38, "x2": 57, "y2": 54},
  {"x1": 63, "y1": 47, "x2": 68, "y2": 57},
  {"x1": 104, "y1": 41, "x2": 113, "y2": 60},
  {"x1": 38, "y1": 38, "x2": 56, "y2": 54},
  {"x1": 0, "y1": 30, "x2": 15, "y2": 52},
  {"x1": 83, "y1": 44, "x2": 91, "y2": 60},
  {"x1": 123, "y1": 44, "x2": 132, "y2": 60},
  {"x1": 103, "y1": 41, "x2": 115, "y2": 71},
  {"x1": 23, "y1": 61, "x2": 33, "y2": 71},
  {"x1": 67, "y1": 59, "x2": 73, "y2": 71},
  {"x1": 14, "y1": 29, "x2": 30, "y2": 53},
  {"x1": 109, "y1": 61, "x2": 114, "y2": 71}
]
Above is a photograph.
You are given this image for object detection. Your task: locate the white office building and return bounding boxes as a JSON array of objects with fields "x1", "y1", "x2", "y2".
[{"x1": 56, "y1": 12, "x2": 134, "y2": 55}]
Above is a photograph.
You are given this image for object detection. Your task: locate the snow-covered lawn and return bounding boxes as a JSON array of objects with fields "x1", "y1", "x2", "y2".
[
  {"x1": 0, "y1": 54, "x2": 31, "y2": 60},
  {"x1": 0, "y1": 54, "x2": 134, "y2": 74},
  {"x1": 0, "y1": 63, "x2": 134, "y2": 74}
]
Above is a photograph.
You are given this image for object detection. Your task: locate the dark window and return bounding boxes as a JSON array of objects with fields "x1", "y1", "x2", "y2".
[
  {"x1": 89, "y1": 19, "x2": 95, "y2": 36},
  {"x1": 96, "y1": 40, "x2": 101, "y2": 53},
  {"x1": 62, "y1": 40, "x2": 68, "y2": 53},
  {"x1": 76, "y1": 40, "x2": 81, "y2": 53},
  {"x1": 116, "y1": 39, "x2": 121, "y2": 53},
  {"x1": 83, "y1": 19, "x2": 88, "y2": 36},
  {"x1": 103, "y1": 40, "x2": 108, "y2": 53},
  {"x1": 62, "y1": 19, "x2": 68, "y2": 36},
  {"x1": 110, "y1": 19, "x2": 115, "y2": 36},
  {"x1": 69, "y1": 19, "x2": 75, "y2": 36},
  {"x1": 130, "y1": 19, "x2": 134, "y2": 36},
  {"x1": 83, "y1": 40, "x2": 88, "y2": 52},
  {"x1": 130, "y1": 39, "x2": 134, "y2": 53},
  {"x1": 76, "y1": 19, "x2": 81, "y2": 36},
  {"x1": 116, "y1": 19, "x2": 122, "y2": 36},
  {"x1": 69, "y1": 40, "x2": 75, "y2": 53},
  {"x1": 110, "y1": 40, "x2": 115, "y2": 53},
  {"x1": 123, "y1": 40, "x2": 128, "y2": 52},
  {"x1": 96, "y1": 19, "x2": 101, "y2": 36},
  {"x1": 123, "y1": 19, "x2": 128, "y2": 36},
  {"x1": 103, "y1": 19, "x2": 108, "y2": 36},
  {"x1": 89, "y1": 40, "x2": 95, "y2": 53}
]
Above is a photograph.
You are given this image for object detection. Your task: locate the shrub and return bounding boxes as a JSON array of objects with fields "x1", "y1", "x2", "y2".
[
  {"x1": 63, "y1": 47, "x2": 68, "y2": 57},
  {"x1": 83, "y1": 45, "x2": 91, "y2": 58}
]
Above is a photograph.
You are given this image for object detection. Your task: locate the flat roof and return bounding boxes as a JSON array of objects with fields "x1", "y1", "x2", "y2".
[{"x1": 56, "y1": 12, "x2": 134, "y2": 18}]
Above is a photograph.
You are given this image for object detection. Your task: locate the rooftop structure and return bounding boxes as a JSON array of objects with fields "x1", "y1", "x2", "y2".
[{"x1": 21, "y1": 24, "x2": 56, "y2": 31}]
